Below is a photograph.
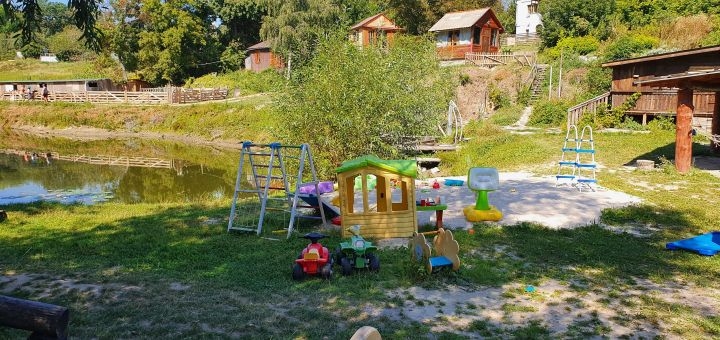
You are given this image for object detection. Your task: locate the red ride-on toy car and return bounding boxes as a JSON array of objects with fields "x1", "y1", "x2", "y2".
[{"x1": 292, "y1": 232, "x2": 333, "y2": 280}]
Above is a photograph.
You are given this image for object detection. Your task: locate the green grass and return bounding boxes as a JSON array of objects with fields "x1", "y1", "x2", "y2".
[
  {"x1": 2, "y1": 118, "x2": 720, "y2": 338},
  {"x1": 488, "y1": 105, "x2": 524, "y2": 126},
  {"x1": 0, "y1": 59, "x2": 111, "y2": 81}
]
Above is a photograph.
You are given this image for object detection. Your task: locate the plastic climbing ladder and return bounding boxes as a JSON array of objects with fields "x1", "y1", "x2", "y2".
[
  {"x1": 227, "y1": 142, "x2": 327, "y2": 239},
  {"x1": 556, "y1": 125, "x2": 597, "y2": 191}
]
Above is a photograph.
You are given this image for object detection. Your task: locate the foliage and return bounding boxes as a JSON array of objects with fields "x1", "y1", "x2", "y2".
[
  {"x1": 497, "y1": 0, "x2": 516, "y2": 34},
  {"x1": 488, "y1": 83, "x2": 511, "y2": 110},
  {"x1": 385, "y1": 0, "x2": 501, "y2": 35},
  {"x1": 603, "y1": 34, "x2": 659, "y2": 61},
  {"x1": 186, "y1": 69, "x2": 284, "y2": 95},
  {"x1": 459, "y1": 73, "x2": 472, "y2": 86},
  {"x1": 136, "y1": 0, "x2": 221, "y2": 85},
  {"x1": 104, "y1": 0, "x2": 143, "y2": 73},
  {"x1": 584, "y1": 62, "x2": 612, "y2": 97},
  {"x1": 659, "y1": 14, "x2": 714, "y2": 50},
  {"x1": 260, "y1": 0, "x2": 345, "y2": 70},
  {"x1": 39, "y1": 0, "x2": 74, "y2": 37},
  {"x1": 488, "y1": 105, "x2": 523, "y2": 126},
  {"x1": 528, "y1": 99, "x2": 569, "y2": 127},
  {"x1": 46, "y1": 26, "x2": 91, "y2": 61},
  {"x1": 545, "y1": 36, "x2": 600, "y2": 58},
  {"x1": 539, "y1": 0, "x2": 614, "y2": 47},
  {"x1": 207, "y1": 0, "x2": 265, "y2": 49},
  {"x1": 277, "y1": 35, "x2": 453, "y2": 176},
  {"x1": 647, "y1": 116, "x2": 676, "y2": 132},
  {"x1": 700, "y1": 14, "x2": 720, "y2": 46},
  {"x1": 581, "y1": 92, "x2": 641, "y2": 129}
]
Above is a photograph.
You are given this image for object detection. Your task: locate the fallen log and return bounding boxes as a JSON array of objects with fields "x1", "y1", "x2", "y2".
[{"x1": 0, "y1": 295, "x2": 69, "y2": 339}]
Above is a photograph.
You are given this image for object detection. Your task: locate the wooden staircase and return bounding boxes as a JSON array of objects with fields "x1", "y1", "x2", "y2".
[{"x1": 529, "y1": 64, "x2": 549, "y2": 102}]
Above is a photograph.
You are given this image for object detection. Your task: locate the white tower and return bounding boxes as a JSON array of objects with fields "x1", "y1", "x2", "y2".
[{"x1": 516, "y1": 0, "x2": 543, "y2": 36}]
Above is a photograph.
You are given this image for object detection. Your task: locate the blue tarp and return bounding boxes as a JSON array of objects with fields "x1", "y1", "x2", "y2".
[{"x1": 666, "y1": 232, "x2": 720, "y2": 256}]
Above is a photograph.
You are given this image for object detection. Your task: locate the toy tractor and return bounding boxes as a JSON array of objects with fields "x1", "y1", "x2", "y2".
[
  {"x1": 293, "y1": 232, "x2": 333, "y2": 280},
  {"x1": 335, "y1": 225, "x2": 380, "y2": 275}
]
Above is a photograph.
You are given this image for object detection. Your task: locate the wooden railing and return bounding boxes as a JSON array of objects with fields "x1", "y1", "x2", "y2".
[
  {"x1": 612, "y1": 91, "x2": 715, "y2": 117},
  {"x1": 567, "y1": 92, "x2": 611, "y2": 127},
  {"x1": 502, "y1": 33, "x2": 541, "y2": 46},
  {"x1": 0, "y1": 87, "x2": 228, "y2": 105},
  {"x1": 465, "y1": 52, "x2": 536, "y2": 67}
]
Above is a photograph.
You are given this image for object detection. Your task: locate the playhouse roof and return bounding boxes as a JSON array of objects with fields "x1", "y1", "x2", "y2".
[{"x1": 336, "y1": 155, "x2": 417, "y2": 178}]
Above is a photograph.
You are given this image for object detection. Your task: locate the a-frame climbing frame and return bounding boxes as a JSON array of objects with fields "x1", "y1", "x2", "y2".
[{"x1": 227, "y1": 142, "x2": 327, "y2": 239}]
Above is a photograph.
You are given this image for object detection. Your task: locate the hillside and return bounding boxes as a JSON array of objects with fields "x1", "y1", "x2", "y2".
[{"x1": 0, "y1": 59, "x2": 122, "y2": 82}]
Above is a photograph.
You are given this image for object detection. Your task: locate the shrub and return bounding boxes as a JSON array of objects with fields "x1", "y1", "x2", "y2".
[
  {"x1": 604, "y1": 34, "x2": 659, "y2": 61},
  {"x1": 488, "y1": 83, "x2": 511, "y2": 110},
  {"x1": 528, "y1": 100, "x2": 569, "y2": 127},
  {"x1": 278, "y1": 35, "x2": 453, "y2": 177},
  {"x1": 186, "y1": 69, "x2": 283, "y2": 94},
  {"x1": 647, "y1": 116, "x2": 675, "y2": 131},
  {"x1": 546, "y1": 36, "x2": 600, "y2": 59},
  {"x1": 459, "y1": 73, "x2": 472, "y2": 86},
  {"x1": 584, "y1": 63, "x2": 612, "y2": 96}
]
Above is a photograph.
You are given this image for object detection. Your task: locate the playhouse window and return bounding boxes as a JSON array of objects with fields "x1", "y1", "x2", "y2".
[
  {"x1": 391, "y1": 179, "x2": 409, "y2": 212},
  {"x1": 490, "y1": 29, "x2": 499, "y2": 46}
]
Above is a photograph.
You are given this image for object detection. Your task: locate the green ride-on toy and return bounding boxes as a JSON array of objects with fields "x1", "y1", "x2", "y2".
[{"x1": 335, "y1": 225, "x2": 380, "y2": 275}]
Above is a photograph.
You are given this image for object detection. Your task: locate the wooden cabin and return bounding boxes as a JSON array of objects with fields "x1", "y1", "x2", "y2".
[
  {"x1": 336, "y1": 155, "x2": 417, "y2": 239},
  {"x1": 602, "y1": 45, "x2": 720, "y2": 126},
  {"x1": 349, "y1": 13, "x2": 403, "y2": 47},
  {"x1": 429, "y1": 8, "x2": 505, "y2": 60},
  {"x1": 245, "y1": 41, "x2": 284, "y2": 73}
]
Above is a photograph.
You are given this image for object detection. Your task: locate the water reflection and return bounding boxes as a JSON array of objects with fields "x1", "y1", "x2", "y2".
[{"x1": 0, "y1": 142, "x2": 236, "y2": 205}]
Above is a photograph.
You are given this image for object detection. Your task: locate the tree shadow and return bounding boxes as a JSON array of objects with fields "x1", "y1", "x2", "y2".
[{"x1": 624, "y1": 141, "x2": 717, "y2": 166}]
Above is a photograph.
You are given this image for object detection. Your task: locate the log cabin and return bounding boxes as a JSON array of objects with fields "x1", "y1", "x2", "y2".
[
  {"x1": 349, "y1": 13, "x2": 403, "y2": 48},
  {"x1": 429, "y1": 8, "x2": 505, "y2": 60}
]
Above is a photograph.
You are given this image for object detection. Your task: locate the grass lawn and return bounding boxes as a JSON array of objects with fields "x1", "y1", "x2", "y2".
[{"x1": 1, "y1": 129, "x2": 720, "y2": 339}]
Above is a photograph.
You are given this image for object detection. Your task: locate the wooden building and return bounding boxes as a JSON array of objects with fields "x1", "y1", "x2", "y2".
[
  {"x1": 349, "y1": 13, "x2": 403, "y2": 47},
  {"x1": 601, "y1": 46, "x2": 720, "y2": 126},
  {"x1": 0, "y1": 78, "x2": 115, "y2": 95},
  {"x1": 336, "y1": 155, "x2": 417, "y2": 239},
  {"x1": 429, "y1": 8, "x2": 504, "y2": 60},
  {"x1": 244, "y1": 41, "x2": 284, "y2": 73}
]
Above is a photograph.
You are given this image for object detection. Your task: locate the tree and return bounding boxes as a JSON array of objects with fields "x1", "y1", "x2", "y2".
[
  {"x1": 1, "y1": 0, "x2": 103, "y2": 51},
  {"x1": 260, "y1": 0, "x2": 344, "y2": 68},
  {"x1": 135, "y1": 0, "x2": 221, "y2": 85},
  {"x1": 39, "y1": 0, "x2": 74, "y2": 36},
  {"x1": 539, "y1": 0, "x2": 614, "y2": 47},
  {"x1": 278, "y1": 35, "x2": 454, "y2": 176}
]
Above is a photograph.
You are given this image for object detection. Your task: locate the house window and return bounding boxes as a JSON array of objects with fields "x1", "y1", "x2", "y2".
[
  {"x1": 490, "y1": 29, "x2": 499, "y2": 46},
  {"x1": 447, "y1": 30, "x2": 460, "y2": 46},
  {"x1": 472, "y1": 27, "x2": 481, "y2": 45},
  {"x1": 528, "y1": 1, "x2": 538, "y2": 14}
]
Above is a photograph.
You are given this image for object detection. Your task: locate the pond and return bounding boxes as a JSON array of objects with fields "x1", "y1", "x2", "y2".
[{"x1": 0, "y1": 132, "x2": 240, "y2": 205}]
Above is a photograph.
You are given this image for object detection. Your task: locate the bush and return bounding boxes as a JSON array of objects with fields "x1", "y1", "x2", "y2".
[
  {"x1": 546, "y1": 36, "x2": 600, "y2": 59},
  {"x1": 528, "y1": 100, "x2": 569, "y2": 127},
  {"x1": 278, "y1": 35, "x2": 453, "y2": 177},
  {"x1": 647, "y1": 116, "x2": 675, "y2": 131},
  {"x1": 488, "y1": 83, "x2": 511, "y2": 110},
  {"x1": 584, "y1": 63, "x2": 612, "y2": 96},
  {"x1": 604, "y1": 34, "x2": 659, "y2": 61}
]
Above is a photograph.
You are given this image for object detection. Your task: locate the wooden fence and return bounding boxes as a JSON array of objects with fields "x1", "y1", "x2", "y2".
[
  {"x1": 0, "y1": 87, "x2": 228, "y2": 105},
  {"x1": 465, "y1": 52, "x2": 536, "y2": 67}
]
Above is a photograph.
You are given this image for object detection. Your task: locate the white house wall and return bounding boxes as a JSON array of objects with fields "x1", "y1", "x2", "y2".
[
  {"x1": 516, "y1": 0, "x2": 543, "y2": 35},
  {"x1": 434, "y1": 29, "x2": 472, "y2": 47}
]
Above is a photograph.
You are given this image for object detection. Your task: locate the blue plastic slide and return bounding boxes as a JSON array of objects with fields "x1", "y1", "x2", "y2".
[{"x1": 666, "y1": 232, "x2": 720, "y2": 256}]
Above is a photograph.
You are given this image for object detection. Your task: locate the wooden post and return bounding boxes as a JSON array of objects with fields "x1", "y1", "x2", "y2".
[
  {"x1": 675, "y1": 88, "x2": 694, "y2": 173},
  {"x1": 712, "y1": 91, "x2": 720, "y2": 154},
  {"x1": 0, "y1": 295, "x2": 69, "y2": 339}
]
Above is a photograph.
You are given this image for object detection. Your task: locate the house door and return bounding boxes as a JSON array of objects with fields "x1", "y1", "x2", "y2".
[{"x1": 481, "y1": 36, "x2": 490, "y2": 52}]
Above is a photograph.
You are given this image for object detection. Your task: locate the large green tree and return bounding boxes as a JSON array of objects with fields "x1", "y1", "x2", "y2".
[{"x1": 135, "y1": 0, "x2": 221, "y2": 85}]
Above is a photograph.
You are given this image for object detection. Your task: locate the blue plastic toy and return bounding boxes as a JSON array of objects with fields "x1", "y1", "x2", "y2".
[{"x1": 666, "y1": 232, "x2": 720, "y2": 256}]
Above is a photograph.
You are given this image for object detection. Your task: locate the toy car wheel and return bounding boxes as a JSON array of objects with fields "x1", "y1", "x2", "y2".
[
  {"x1": 367, "y1": 253, "x2": 380, "y2": 272},
  {"x1": 334, "y1": 247, "x2": 344, "y2": 264},
  {"x1": 321, "y1": 263, "x2": 333, "y2": 280},
  {"x1": 292, "y1": 263, "x2": 305, "y2": 281},
  {"x1": 340, "y1": 257, "x2": 353, "y2": 276}
]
